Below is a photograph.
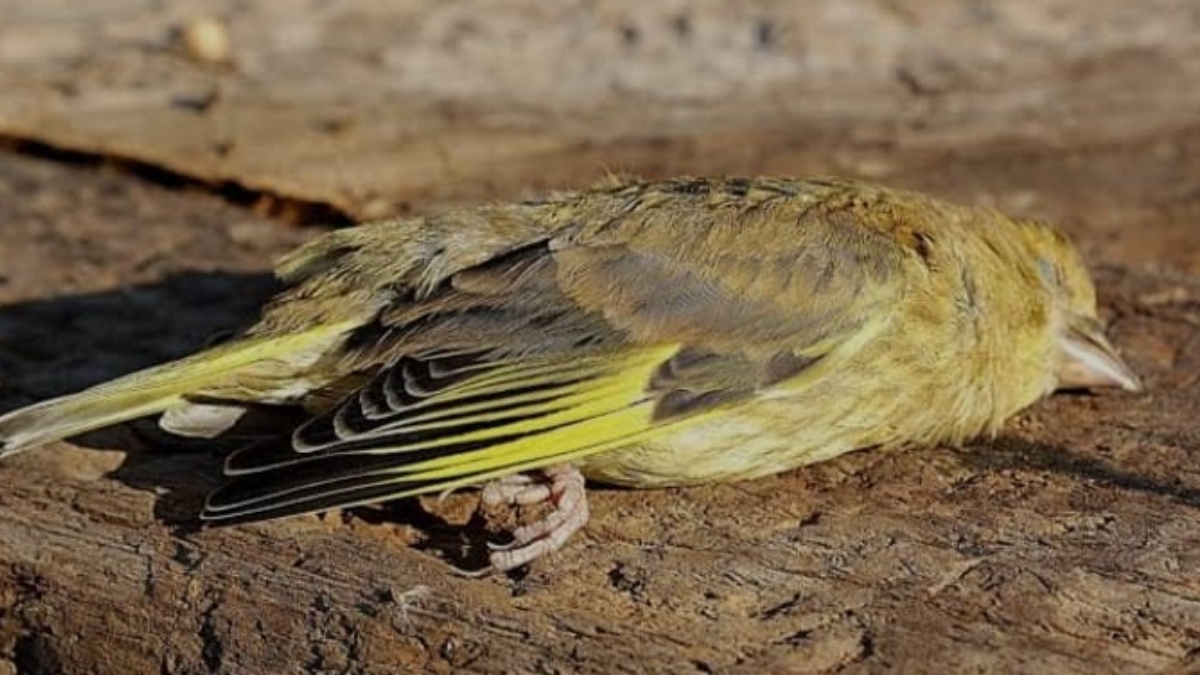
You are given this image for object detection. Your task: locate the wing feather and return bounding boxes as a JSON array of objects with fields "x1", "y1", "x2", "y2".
[{"x1": 203, "y1": 344, "x2": 679, "y2": 520}]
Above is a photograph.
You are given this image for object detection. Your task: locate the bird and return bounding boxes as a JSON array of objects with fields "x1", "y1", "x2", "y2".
[{"x1": 0, "y1": 176, "x2": 1141, "y2": 573}]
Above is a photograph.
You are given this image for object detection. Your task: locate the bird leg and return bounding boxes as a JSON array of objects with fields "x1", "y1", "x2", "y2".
[{"x1": 478, "y1": 464, "x2": 589, "y2": 572}]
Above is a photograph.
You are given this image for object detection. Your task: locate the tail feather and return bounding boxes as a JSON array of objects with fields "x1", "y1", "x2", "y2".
[{"x1": 0, "y1": 322, "x2": 356, "y2": 456}]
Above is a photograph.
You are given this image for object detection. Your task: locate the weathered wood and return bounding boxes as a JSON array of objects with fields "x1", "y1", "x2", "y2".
[
  {"x1": 1, "y1": 1, "x2": 1199, "y2": 219},
  {"x1": 1, "y1": 124, "x2": 1199, "y2": 674},
  {"x1": 0, "y1": 2, "x2": 1199, "y2": 672}
]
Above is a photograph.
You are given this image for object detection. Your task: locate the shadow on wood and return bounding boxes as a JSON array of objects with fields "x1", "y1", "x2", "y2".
[{"x1": 954, "y1": 436, "x2": 1200, "y2": 510}]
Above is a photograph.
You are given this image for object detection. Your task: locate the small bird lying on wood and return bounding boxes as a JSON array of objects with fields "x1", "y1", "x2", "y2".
[{"x1": 0, "y1": 176, "x2": 1140, "y2": 573}]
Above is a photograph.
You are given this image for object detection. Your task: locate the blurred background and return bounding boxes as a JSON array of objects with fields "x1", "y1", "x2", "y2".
[
  {"x1": 2, "y1": 1, "x2": 1197, "y2": 222},
  {"x1": 1, "y1": 2, "x2": 1199, "y2": 673}
]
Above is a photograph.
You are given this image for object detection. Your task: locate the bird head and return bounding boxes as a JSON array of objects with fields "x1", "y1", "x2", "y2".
[{"x1": 1020, "y1": 222, "x2": 1141, "y2": 393}]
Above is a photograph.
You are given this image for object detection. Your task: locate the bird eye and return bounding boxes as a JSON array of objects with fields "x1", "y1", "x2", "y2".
[{"x1": 1036, "y1": 257, "x2": 1060, "y2": 287}]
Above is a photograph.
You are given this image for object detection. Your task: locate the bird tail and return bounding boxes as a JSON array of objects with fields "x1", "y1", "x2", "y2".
[{"x1": 0, "y1": 322, "x2": 356, "y2": 457}]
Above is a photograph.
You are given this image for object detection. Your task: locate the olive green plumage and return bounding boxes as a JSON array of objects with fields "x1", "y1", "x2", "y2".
[{"x1": 0, "y1": 176, "x2": 1137, "y2": 524}]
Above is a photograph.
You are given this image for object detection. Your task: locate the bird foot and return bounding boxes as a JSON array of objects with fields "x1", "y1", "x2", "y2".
[{"x1": 476, "y1": 464, "x2": 589, "y2": 573}]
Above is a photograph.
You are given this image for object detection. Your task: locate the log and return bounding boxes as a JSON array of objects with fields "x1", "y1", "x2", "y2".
[{"x1": 0, "y1": 2, "x2": 1199, "y2": 672}]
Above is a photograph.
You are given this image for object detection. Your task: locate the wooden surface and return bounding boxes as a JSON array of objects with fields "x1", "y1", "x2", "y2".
[
  {"x1": 0, "y1": 2, "x2": 1199, "y2": 673},
  {"x1": 2, "y1": 0, "x2": 1199, "y2": 220}
]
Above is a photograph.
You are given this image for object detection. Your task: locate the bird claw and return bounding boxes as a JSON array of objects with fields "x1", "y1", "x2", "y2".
[
  {"x1": 475, "y1": 464, "x2": 590, "y2": 573},
  {"x1": 448, "y1": 561, "x2": 496, "y2": 579},
  {"x1": 486, "y1": 538, "x2": 519, "y2": 552},
  {"x1": 480, "y1": 479, "x2": 552, "y2": 508}
]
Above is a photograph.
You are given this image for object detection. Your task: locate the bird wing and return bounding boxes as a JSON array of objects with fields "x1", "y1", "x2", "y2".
[
  {"x1": 203, "y1": 178, "x2": 922, "y2": 520},
  {"x1": 203, "y1": 346, "x2": 677, "y2": 521}
]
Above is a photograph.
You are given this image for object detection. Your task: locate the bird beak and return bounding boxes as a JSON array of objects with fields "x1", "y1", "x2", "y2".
[{"x1": 1056, "y1": 317, "x2": 1141, "y2": 392}]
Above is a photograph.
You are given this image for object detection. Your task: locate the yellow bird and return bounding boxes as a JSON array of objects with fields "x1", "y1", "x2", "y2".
[{"x1": 0, "y1": 177, "x2": 1140, "y2": 572}]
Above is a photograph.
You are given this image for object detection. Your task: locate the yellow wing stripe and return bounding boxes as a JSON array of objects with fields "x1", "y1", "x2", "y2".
[
  {"x1": 361, "y1": 384, "x2": 620, "y2": 435},
  {"x1": 371, "y1": 362, "x2": 613, "y2": 419},
  {"x1": 394, "y1": 401, "x2": 661, "y2": 479},
  {"x1": 378, "y1": 357, "x2": 618, "y2": 411},
  {"x1": 332, "y1": 344, "x2": 678, "y2": 458}
]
